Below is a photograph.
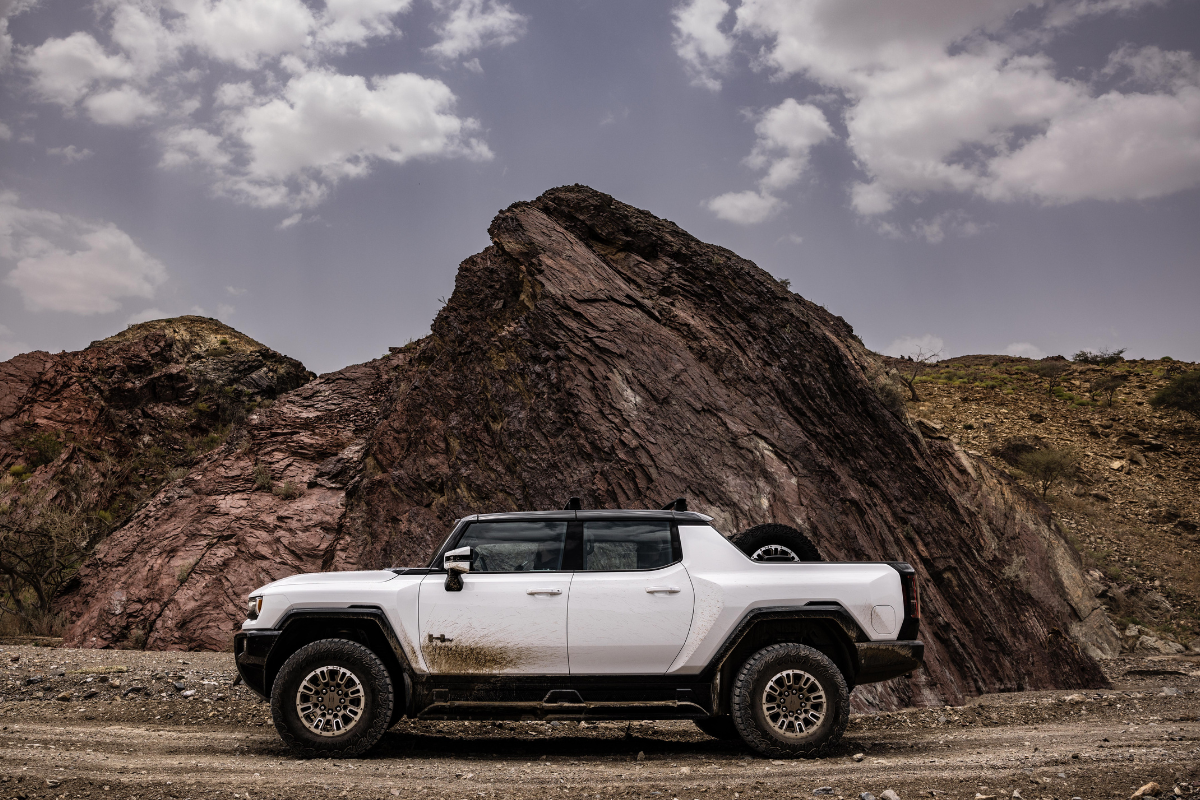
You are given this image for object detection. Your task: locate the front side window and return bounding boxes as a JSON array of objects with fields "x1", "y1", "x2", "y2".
[
  {"x1": 456, "y1": 521, "x2": 568, "y2": 572},
  {"x1": 582, "y1": 521, "x2": 673, "y2": 571}
]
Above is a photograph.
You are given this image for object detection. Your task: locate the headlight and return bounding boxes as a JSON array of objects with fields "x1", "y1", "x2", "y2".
[{"x1": 247, "y1": 596, "x2": 262, "y2": 619}]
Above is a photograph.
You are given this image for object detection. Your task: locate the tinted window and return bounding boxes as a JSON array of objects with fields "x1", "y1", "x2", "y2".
[
  {"x1": 457, "y1": 521, "x2": 568, "y2": 572},
  {"x1": 582, "y1": 521, "x2": 673, "y2": 571}
]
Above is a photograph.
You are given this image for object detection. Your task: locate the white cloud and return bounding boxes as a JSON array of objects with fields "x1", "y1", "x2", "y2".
[
  {"x1": 278, "y1": 212, "x2": 303, "y2": 229},
  {"x1": 0, "y1": 191, "x2": 167, "y2": 314},
  {"x1": 318, "y1": 0, "x2": 412, "y2": 49},
  {"x1": 672, "y1": 0, "x2": 733, "y2": 91},
  {"x1": 47, "y1": 145, "x2": 94, "y2": 162},
  {"x1": 216, "y1": 302, "x2": 235, "y2": 318},
  {"x1": 0, "y1": 122, "x2": 12, "y2": 140},
  {"x1": 1004, "y1": 341, "x2": 1047, "y2": 359},
  {"x1": 18, "y1": 0, "x2": 508, "y2": 210},
  {"x1": 850, "y1": 181, "x2": 893, "y2": 215},
  {"x1": 884, "y1": 333, "x2": 944, "y2": 359},
  {"x1": 427, "y1": 0, "x2": 526, "y2": 61},
  {"x1": 985, "y1": 86, "x2": 1200, "y2": 203},
  {"x1": 686, "y1": 0, "x2": 1200, "y2": 221},
  {"x1": 706, "y1": 189, "x2": 784, "y2": 224},
  {"x1": 746, "y1": 99, "x2": 833, "y2": 192},
  {"x1": 212, "y1": 70, "x2": 492, "y2": 207},
  {"x1": 1044, "y1": 0, "x2": 1167, "y2": 28},
  {"x1": 83, "y1": 85, "x2": 160, "y2": 126},
  {"x1": 183, "y1": 0, "x2": 315, "y2": 69},
  {"x1": 0, "y1": 322, "x2": 30, "y2": 362},
  {"x1": 705, "y1": 99, "x2": 831, "y2": 224},
  {"x1": 911, "y1": 210, "x2": 985, "y2": 243},
  {"x1": 225, "y1": 285, "x2": 246, "y2": 295},
  {"x1": 26, "y1": 31, "x2": 134, "y2": 105}
]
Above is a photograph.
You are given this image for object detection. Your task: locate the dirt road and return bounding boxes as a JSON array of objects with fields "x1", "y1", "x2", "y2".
[{"x1": 2, "y1": 646, "x2": 1198, "y2": 800}]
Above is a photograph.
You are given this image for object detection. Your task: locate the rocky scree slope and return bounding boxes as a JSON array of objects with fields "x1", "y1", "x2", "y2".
[
  {"x1": 894, "y1": 355, "x2": 1200, "y2": 655},
  {"x1": 63, "y1": 186, "x2": 1111, "y2": 708},
  {"x1": 0, "y1": 317, "x2": 312, "y2": 631}
]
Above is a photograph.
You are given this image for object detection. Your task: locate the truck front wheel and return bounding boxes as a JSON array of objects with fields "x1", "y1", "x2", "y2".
[
  {"x1": 270, "y1": 638, "x2": 394, "y2": 758},
  {"x1": 730, "y1": 643, "x2": 848, "y2": 758}
]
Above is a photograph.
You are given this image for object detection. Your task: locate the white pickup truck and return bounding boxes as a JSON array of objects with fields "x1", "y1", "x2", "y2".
[{"x1": 235, "y1": 504, "x2": 923, "y2": 758}]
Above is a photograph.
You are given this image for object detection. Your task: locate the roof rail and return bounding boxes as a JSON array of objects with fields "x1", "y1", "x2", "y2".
[
  {"x1": 660, "y1": 497, "x2": 687, "y2": 512},
  {"x1": 563, "y1": 497, "x2": 582, "y2": 511}
]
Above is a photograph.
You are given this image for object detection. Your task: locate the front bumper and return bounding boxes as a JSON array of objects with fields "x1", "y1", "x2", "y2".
[
  {"x1": 855, "y1": 640, "x2": 924, "y2": 684},
  {"x1": 233, "y1": 630, "x2": 281, "y2": 699}
]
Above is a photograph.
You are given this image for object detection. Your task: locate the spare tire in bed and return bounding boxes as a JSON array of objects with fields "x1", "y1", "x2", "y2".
[{"x1": 730, "y1": 523, "x2": 822, "y2": 562}]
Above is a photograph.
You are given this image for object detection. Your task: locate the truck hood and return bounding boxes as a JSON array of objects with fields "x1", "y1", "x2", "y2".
[{"x1": 255, "y1": 570, "x2": 398, "y2": 592}]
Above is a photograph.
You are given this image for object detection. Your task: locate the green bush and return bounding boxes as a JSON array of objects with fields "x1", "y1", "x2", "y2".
[
  {"x1": 8, "y1": 464, "x2": 30, "y2": 478},
  {"x1": 24, "y1": 432, "x2": 63, "y2": 468},
  {"x1": 1018, "y1": 447, "x2": 1081, "y2": 500},
  {"x1": 1073, "y1": 347, "x2": 1125, "y2": 366},
  {"x1": 253, "y1": 464, "x2": 273, "y2": 491},
  {"x1": 1150, "y1": 369, "x2": 1200, "y2": 419},
  {"x1": 194, "y1": 402, "x2": 210, "y2": 414},
  {"x1": 273, "y1": 480, "x2": 300, "y2": 500}
]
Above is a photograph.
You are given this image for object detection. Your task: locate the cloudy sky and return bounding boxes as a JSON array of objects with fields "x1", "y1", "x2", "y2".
[{"x1": 1, "y1": 0, "x2": 1198, "y2": 373}]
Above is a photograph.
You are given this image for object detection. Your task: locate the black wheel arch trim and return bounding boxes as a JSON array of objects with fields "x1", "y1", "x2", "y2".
[
  {"x1": 235, "y1": 607, "x2": 415, "y2": 711},
  {"x1": 699, "y1": 604, "x2": 866, "y2": 717}
]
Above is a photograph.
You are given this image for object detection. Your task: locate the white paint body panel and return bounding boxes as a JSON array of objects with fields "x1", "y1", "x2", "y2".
[
  {"x1": 416, "y1": 573, "x2": 572, "y2": 674},
  {"x1": 241, "y1": 523, "x2": 909, "y2": 679},
  {"x1": 567, "y1": 562, "x2": 695, "y2": 674},
  {"x1": 667, "y1": 525, "x2": 903, "y2": 674}
]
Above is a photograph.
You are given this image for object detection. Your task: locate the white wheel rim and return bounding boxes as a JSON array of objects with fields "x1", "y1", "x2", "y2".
[
  {"x1": 295, "y1": 666, "x2": 365, "y2": 737},
  {"x1": 750, "y1": 544, "x2": 800, "y2": 562},
  {"x1": 761, "y1": 668, "x2": 826, "y2": 738}
]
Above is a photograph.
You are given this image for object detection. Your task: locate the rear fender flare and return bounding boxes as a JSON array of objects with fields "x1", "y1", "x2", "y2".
[{"x1": 702, "y1": 606, "x2": 864, "y2": 714}]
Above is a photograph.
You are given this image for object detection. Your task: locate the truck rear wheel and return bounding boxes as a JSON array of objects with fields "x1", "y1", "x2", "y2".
[
  {"x1": 730, "y1": 643, "x2": 848, "y2": 758},
  {"x1": 730, "y1": 524, "x2": 822, "y2": 562},
  {"x1": 270, "y1": 638, "x2": 394, "y2": 758}
]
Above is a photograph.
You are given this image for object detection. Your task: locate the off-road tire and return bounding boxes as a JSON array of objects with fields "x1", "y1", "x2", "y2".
[
  {"x1": 730, "y1": 524, "x2": 822, "y2": 562},
  {"x1": 694, "y1": 715, "x2": 741, "y2": 741},
  {"x1": 271, "y1": 638, "x2": 394, "y2": 758},
  {"x1": 730, "y1": 643, "x2": 848, "y2": 758}
]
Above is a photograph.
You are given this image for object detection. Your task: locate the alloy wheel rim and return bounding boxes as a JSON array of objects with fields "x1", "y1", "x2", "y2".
[
  {"x1": 295, "y1": 666, "x2": 365, "y2": 737},
  {"x1": 761, "y1": 668, "x2": 826, "y2": 738},
  {"x1": 750, "y1": 544, "x2": 800, "y2": 562}
]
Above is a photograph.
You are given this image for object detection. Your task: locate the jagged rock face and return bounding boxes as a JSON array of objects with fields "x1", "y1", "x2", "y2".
[
  {"x1": 61, "y1": 188, "x2": 1109, "y2": 707},
  {"x1": 0, "y1": 316, "x2": 313, "y2": 620}
]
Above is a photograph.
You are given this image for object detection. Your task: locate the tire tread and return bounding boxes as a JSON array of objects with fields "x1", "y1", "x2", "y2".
[{"x1": 270, "y1": 638, "x2": 394, "y2": 758}]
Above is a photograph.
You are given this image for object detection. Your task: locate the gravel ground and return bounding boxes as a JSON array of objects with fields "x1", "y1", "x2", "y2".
[{"x1": 1, "y1": 646, "x2": 1198, "y2": 800}]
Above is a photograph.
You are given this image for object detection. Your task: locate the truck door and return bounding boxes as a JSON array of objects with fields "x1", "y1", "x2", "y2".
[
  {"x1": 567, "y1": 520, "x2": 695, "y2": 674},
  {"x1": 418, "y1": 519, "x2": 572, "y2": 675}
]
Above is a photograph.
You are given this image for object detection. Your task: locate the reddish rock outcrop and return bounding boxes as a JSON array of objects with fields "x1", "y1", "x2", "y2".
[
  {"x1": 0, "y1": 317, "x2": 312, "y2": 626},
  {"x1": 61, "y1": 186, "x2": 1112, "y2": 706}
]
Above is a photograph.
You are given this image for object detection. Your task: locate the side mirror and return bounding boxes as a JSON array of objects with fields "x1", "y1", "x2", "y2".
[{"x1": 444, "y1": 546, "x2": 471, "y2": 591}]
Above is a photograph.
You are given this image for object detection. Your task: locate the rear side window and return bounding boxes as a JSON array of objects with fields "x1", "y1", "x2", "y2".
[
  {"x1": 457, "y1": 521, "x2": 568, "y2": 572},
  {"x1": 582, "y1": 521, "x2": 674, "y2": 571}
]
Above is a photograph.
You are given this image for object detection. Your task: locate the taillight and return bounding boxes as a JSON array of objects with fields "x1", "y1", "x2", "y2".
[{"x1": 903, "y1": 573, "x2": 920, "y2": 619}]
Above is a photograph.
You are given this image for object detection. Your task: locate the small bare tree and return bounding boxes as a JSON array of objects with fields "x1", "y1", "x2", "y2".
[
  {"x1": 0, "y1": 467, "x2": 98, "y2": 632},
  {"x1": 1028, "y1": 360, "x2": 1070, "y2": 396},
  {"x1": 1088, "y1": 374, "x2": 1128, "y2": 404},
  {"x1": 895, "y1": 347, "x2": 941, "y2": 402}
]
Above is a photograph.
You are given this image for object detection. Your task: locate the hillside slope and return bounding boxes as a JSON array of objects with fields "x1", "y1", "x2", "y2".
[{"x1": 894, "y1": 354, "x2": 1200, "y2": 651}]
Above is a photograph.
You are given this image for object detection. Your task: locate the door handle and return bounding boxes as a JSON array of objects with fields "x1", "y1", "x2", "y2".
[
  {"x1": 646, "y1": 586, "x2": 681, "y2": 594},
  {"x1": 527, "y1": 587, "x2": 562, "y2": 595}
]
